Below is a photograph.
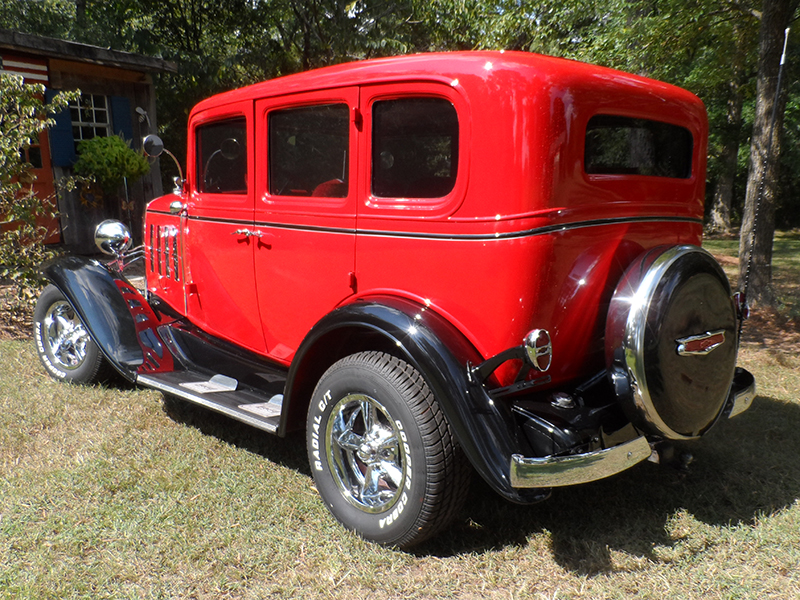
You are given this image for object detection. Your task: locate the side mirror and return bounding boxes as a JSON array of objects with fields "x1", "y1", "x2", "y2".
[
  {"x1": 142, "y1": 134, "x2": 185, "y2": 194},
  {"x1": 220, "y1": 138, "x2": 241, "y2": 161},
  {"x1": 143, "y1": 134, "x2": 165, "y2": 158}
]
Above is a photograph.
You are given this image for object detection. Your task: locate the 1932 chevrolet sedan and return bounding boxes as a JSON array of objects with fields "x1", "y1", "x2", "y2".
[{"x1": 35, "y1": 51, "x2": 756, "y2": 548}]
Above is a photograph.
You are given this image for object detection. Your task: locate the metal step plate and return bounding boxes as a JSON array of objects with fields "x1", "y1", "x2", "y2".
[{"x1": 138, "y1": 371, "x2": 283, "y2": 434}]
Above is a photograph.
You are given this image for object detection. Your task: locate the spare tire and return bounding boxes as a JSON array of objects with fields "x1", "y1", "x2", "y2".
[{"x1": 605, "y1": 246, "x2": 738, "y2": 440}]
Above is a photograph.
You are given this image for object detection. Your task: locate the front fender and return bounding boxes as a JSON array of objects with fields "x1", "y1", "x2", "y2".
[
  {"x1": 42, "y1": 256, "x2": 143, "y2": 381},
  {"x1": 285, "y1": 297, "x2": 548, "y2": 504}
]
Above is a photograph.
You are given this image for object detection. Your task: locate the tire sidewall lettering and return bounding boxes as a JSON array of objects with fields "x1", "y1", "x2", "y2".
[{"x1": 34, "y1": 320, "x2": 68, "y2": 379}]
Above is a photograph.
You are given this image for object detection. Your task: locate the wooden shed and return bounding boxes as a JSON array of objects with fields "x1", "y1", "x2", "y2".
[{"x1": 0, "y1": 28, "x2": 177, "y2": 252}]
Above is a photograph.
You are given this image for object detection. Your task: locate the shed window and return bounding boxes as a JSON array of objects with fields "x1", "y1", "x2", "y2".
[
  {"x1": 70, "y1": 94, "x2": 110, "y2": 143},
  {"x1": 372, "y1": 98, "x2": 458, "y2": 198},
  {"x1": 584, "y1": 115, "x2": 693, "y2": 179},
  {"x1": 196, "y1": 118, "x2": 247, "y2": 194}
]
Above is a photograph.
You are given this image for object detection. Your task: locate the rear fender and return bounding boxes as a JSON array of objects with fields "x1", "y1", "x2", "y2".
[
  {"x1": 42, "y1": 256, "x2": 173, "y2": 381},
  {"x1": 283, "y1": 297, "x2": 547, "y2": 504}
]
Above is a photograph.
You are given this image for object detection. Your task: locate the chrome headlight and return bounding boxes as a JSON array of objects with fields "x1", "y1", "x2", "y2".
[{"x1": 94, "y1": 220, "x2": 133, "y2": 256}]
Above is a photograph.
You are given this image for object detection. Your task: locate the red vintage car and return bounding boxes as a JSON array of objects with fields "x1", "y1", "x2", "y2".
[{"x1": 35, "y1": 51, "x2": 755, "y2": 548}]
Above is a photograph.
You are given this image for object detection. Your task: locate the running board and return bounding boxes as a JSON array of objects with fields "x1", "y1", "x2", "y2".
[{"x1": 138, "y1": 371, "x2": 283, "y2": 434}]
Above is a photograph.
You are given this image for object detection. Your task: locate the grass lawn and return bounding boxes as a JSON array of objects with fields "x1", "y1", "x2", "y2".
[
  {"x1": 704, "y1": 229, "x2": 800, "y2": 319},
  {"x1": 1, "y1": 232, "x2": 799, "y2": 599}
]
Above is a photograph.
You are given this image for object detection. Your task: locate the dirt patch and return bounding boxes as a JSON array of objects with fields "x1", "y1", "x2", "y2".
[
  {"x1": 740, "y1": 306, "x2": 800, "y2": 355},
  {"x1": 715, "y1": 254, "x2": 740, "y2": 267},
  {"x1": 0, "y1": 284, "x2": 33, "y2": 341}
]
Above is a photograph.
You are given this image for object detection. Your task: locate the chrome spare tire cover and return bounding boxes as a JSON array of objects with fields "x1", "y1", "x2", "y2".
[{"x1": 605, "y1": 245, "x2": 738, "y2": 440}]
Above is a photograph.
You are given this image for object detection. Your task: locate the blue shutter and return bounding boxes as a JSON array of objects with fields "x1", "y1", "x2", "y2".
[
  {"x1": 46, "y1": 88, "x2": 76, "y2": 167},
  {"x1": 110, "y1": 96, "x2": 134, "y2": 141}
]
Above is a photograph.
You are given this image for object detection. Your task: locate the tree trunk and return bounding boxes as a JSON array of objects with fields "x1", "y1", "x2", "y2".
[
  {"x1": 738, "y1": 0, "x2": 797, "y2": 306},
  {"x1": 76, "y1": 0, "x2": 87, "y2": 32},
  {"x1": 708, "y1": 24, "x2": 748, "y2": 235},
  {"x1": 708, "y1": 97, "x2": 742, "y2": 234}
]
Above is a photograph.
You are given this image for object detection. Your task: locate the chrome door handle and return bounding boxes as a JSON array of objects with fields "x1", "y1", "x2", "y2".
[{"x1": 232, "y1": 228, "x2": 263, "y2": 238}]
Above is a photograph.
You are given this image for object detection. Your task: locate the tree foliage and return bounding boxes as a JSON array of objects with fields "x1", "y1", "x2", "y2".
[
  {"x1": 2, "y1": 0, "x2": 799, "y2": 305},
  {"x1": 0, "y1": 74, "x2": 78, "y2": 305}
]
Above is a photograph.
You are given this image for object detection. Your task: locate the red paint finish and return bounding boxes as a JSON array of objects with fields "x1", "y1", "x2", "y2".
[
  {"x1": 145, "y1": 51, "x2": 709, "y2": 386},
  {"x1": 253, "y1": 89, "x2": 359, "y2": 362}
]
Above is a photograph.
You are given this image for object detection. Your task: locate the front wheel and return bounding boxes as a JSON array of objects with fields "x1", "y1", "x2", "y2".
[
  {"x1": 307, "y1": 351, "x2": 469, "y2": 548},
  {"x1": 33, "y1": 285, "x2": 111, "y2": 384}
]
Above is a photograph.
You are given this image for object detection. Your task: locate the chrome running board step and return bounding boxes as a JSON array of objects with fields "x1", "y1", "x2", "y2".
[{"x1": 138, "y1": 371, "x2": 283, "y2": 434}]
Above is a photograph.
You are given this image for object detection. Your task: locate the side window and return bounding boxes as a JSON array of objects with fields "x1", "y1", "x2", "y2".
[
  {"x1": 372, "y1": 97, "x2": 458, "y2": 198},
  {"x1": 196, "y1": 118, "x2": 247, "y2": 194},
  {"x1": 584, "y1": 115, "x2": 693, "y2": 179},
  {"x1": 269, "y1": 104, "x2": 349, "y2": 197}
]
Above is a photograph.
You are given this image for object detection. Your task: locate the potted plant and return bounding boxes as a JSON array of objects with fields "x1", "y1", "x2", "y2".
[{"x1": 73, "y1": 134, "x2": 150, "y2": 217}]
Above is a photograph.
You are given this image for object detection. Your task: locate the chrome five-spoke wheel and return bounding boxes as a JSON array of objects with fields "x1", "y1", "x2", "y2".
[
  {"x1": 327, "y1": 393, "x2": 406, "y2": 513},
  {"x1": 307, "y1": 351, "x2": 469, "y2": 549},
  {"x1": 41, "y1": 300, "x2": 91, "y2": 371},
  {"x1": 33, "y1": 285, "x2": 110, "y2": 384}
]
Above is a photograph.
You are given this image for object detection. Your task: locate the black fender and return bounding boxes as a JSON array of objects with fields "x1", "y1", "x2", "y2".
[
  {"x1": 41, "y1": 256, "x2": 143, "y2": 381},
  {"x1": 283, "y1": 296, "x2": 547, "y2": 504}
]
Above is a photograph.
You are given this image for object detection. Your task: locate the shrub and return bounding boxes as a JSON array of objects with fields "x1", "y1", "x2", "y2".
[{"x1": 73, "y1": 134, "x2": 150, "y2": 196}]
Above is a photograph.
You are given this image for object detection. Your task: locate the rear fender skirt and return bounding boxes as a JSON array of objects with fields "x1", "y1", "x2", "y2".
[
  {"x1": 42, "y1": 256, "x2": 173, "y2": 381},
  {"x1": 285, "y1": 297, "x2": 549, "y2": 504}
]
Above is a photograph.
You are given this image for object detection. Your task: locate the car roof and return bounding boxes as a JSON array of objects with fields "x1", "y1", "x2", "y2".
[{"x1": 191, "y1": 51, "x2": 701, "y2": 116}]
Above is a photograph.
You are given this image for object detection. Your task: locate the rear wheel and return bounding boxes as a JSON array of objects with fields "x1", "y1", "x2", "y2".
[
  {"x1": 307, "y1": 351, "x2": 468, "y2": 548},
  {"x1": 33, "y1": 285, "x2": 111, "y2": 384}
]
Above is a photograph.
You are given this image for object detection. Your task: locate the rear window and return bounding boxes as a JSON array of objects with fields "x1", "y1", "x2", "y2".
[
  {"x1": 584, "y1": 115, "x2": 693, "y2": 179},
  {"x1": 372, "y1": 97, "x2": 458, "y2": 198}
]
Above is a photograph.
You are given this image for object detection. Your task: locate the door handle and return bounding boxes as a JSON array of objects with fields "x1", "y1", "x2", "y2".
[
  {"x1": 232, "y1": 229, "x2": 273, "y2": 247},
  {"x1": 232, "y1": 228, "x2": 263, "y2": 238}
]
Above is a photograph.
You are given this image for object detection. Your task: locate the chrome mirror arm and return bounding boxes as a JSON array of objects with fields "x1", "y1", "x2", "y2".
[
  {"x1": 161, "y1": 147, "x2": 185, "y2": 194},
  {"x1": 143, "y1": 134, "x2": 185, "y2": 195}
]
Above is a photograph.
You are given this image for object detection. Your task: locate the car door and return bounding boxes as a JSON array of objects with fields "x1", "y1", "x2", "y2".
[
  {"x1": 253, "y1": 88, "x2": 359, "y2": 363},
  {"x1": 182, "y1": 101, "x2": 266, "y2": 354}
]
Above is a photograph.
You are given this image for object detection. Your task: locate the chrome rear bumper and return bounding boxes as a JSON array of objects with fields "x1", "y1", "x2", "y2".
[
  {"x1": 510, "y1": 436, "x2": 653, "y2": 488},
  {"x1": 510, "y1": 367, "x2": 756, "y2": 489},
  {"x1": 724, "y1": 367, "x2": 756, "y2": 418}
]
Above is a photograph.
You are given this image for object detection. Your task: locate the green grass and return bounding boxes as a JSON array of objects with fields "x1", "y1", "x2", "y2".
[
  {"x1": 2, "y1": 336, "x2": 800, "y2": 599},
  {"x1": 704, "y1": 229, "x2": 800, "y2": 318},
  {"x1": 2, "y1": 232, "x2": 799, "y2": 599}
]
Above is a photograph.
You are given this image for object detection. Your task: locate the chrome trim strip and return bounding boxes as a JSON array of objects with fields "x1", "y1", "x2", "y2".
[
  {"x1": 510, "y1": 436, "x2": 652, "y2": 488},
  {"x1": 355, "y1": 216, "x2": 703, "y2": 241},
  {"x1": 146, "y1": 212, "x2": 701, "y2": 241}
]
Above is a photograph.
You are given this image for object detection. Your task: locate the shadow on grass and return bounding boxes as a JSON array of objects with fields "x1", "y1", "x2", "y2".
[
  {"x1": 159, "y1": 393, "x2": 311, "y2": 475},
  {"x1": 155, "y1": 390, "x2": 800, "y2": 573},
  {"x1": 418, "y1": 394, "x2": 800, "y2": 571}
]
